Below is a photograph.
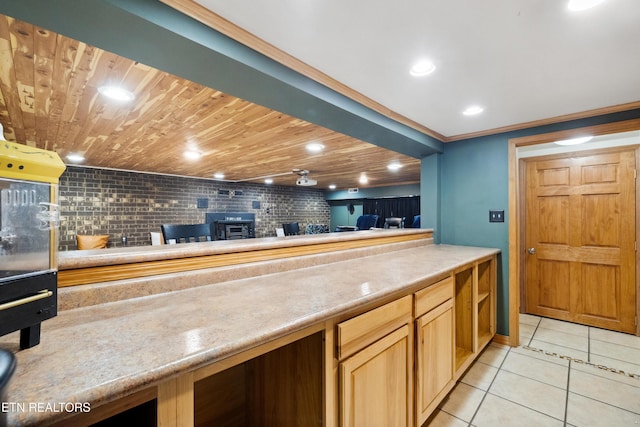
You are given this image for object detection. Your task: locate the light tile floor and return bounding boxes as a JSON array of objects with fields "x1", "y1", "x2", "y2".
[{"x1": 426, "y1": 313, "x2": 640, "y2": 426}]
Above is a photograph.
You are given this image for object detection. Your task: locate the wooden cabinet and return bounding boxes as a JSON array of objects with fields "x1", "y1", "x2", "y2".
[
  {"x1": 340, "y1": 325, "x2": 410, "y2": 427},
  {"x1": 454, "y1": 266, "x2": 475, "y2": 374},
  {"x1": 414, "y1": 277, "x2": 455, "y2": 426},
  {"x1": 56, "y1": 254, "x2": 497, "y2": 427},
  {"x1": 336, "y1": 255, "x2": 497, "y2": 427},
  {"x1": 476, "y1": 258, "x2": 496, "y2": 351},
  {"x1": 453, "y1": 255, "x2": 497, "y2": 378},
  {"x1": 192, "y1": 330, "x2": 324, "y2": 427},
  {"x1": 337, "y1": 296, "x2": 413, "y2": 427}
]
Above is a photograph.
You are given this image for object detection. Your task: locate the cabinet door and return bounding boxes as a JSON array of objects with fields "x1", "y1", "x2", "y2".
[
  {"x1": 340, "y1": 325, "x2": 410, "y2": 427},
  {"x1": 416, "y1": 299, "x2": 454, "y2": 425}
]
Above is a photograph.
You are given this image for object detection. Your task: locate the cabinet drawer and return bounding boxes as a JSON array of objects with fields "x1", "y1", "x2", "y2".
[
  {"x1": 414, "y1": 276, "x2": 453, "y2": 317},
  {"x1": 337, "y1": 295, "x2": 412, "y2": 360}
]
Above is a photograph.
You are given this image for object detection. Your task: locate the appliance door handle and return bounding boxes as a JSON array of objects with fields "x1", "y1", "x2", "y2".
[{"x1": 0, "y1": 289, "x2": 53, "y2": 311}]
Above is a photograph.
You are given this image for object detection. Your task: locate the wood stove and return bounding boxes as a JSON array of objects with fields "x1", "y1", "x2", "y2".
[
  {"x1": 205, "y1": 212, "x2": 255, "y2": 240},
  {"x1": 0, "y1": 141, "x2": 65, "y2": 349}
]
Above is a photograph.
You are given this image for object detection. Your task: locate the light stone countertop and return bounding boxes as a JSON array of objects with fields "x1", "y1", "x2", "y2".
[
  {"x1": 58, "y1": 228, "x2": 430, "y2": 269},
  {"x1": 3, "y1": 243, "x2": 498, "y2": 426}
]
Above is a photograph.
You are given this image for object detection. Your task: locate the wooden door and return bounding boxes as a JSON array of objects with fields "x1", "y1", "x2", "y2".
[
  {"x1": 340, "y1": 325, "x2": 410, "y2": 427},
  {"x1": 416, "y1": 300, "x2": 454, "y2": 426},
  {"x1": 524, "y1": 149, "x2": 636, "y2": 333}
]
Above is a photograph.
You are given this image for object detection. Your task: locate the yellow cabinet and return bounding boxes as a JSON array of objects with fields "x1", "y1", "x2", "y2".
[
  {"x1": 337, "y1": 296, "x2": 413, "y2": 427},
  {"x1": 414, "y1": 278, "x2": 455, "y2": 426}
]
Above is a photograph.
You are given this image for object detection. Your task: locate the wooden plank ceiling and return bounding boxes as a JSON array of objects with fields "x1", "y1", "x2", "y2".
[{"x1": 0, "y1": 15, "x2": 420, "y2": 189}]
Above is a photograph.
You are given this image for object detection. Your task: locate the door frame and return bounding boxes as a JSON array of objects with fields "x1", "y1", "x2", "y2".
[{"x1": 507, "y1": 118, "x2": 640, "y2": 346}]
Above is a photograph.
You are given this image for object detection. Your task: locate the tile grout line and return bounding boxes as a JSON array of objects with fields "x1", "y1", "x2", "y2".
[
  {"x1": 480, "y1": 378, "x2": 568, "y2": 423},
  {"x1": 521, "y1": 317, "x2": 640, "y2": 380},
  {"x1": 587, "y1": 326, "x2": 591, "y2": 363},
  {"x1": 522, "y1": 344, "x2": 640, "y2": 380},
  {"x1": 564, "y1": 359, "x2": 571, "y2": 427},
  {"x1": 466, "y1": 346, "x2": 513, "y2": 426},
  {"x1": 525, "y1": 316, "x2": 541, "y2": 347}
]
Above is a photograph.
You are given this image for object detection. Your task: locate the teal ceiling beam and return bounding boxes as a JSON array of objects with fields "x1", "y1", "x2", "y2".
[{"x1": 0, "y1": 0, "x2": 443, "y2": 158}]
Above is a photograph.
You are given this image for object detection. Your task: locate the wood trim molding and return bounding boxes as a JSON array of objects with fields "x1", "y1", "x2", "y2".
[
  {"x1": 492, "y1": 334, "x2": 510, "y2": 346},
  {"x1": 164, "y1": 1, "x2": 640, "y2": 145},
  {"x1": 58, "y1": 232, "x2": 432, "y2": 287},
  {"x1": 447, "y1": 101, "x2": 640, "y2": 142},
  {"x1": 507, "y1": 118, "x2": 640, "y2": 346}
]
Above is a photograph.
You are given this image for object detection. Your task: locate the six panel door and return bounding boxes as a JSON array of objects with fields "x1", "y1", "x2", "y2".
[{"x1": 524, "y1": 149, "x2": 636, "y2": 333}]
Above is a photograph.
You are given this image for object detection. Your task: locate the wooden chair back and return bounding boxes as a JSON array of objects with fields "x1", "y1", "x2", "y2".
[
  {"x1": 282, "y1": 222, "x2": 300, "y2": 236},
  {"x1": 161, "y1": 223, "x2": 213, "y2": 244}
]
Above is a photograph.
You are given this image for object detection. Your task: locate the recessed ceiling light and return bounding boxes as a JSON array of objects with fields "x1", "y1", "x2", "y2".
[
  {"x1": 66, "y1": 154, "x2": 85, "y2": 163},
  {"x1": 98, "y1": 85, "x2": 135, "y2": 102},
  {"x1": 387, "y1": 162, "x2": 402, "y2": 171},
  {"x1": 568, "y1": 0, "x2": 606, "y2": 11},
  {"x1": 328, "y1": 184, "x2": 336, "y2": 190},
  {"x1": 462, "y1": 105, "x2": 484, "y2": 116},
  {"x1": 359, "y1": 173, "x2": 368, "y2": 184},
  {"x1": 409, "y1": 60, "x2": 436, "y2": 77},
  {"x1": 184, "y1": 150, "x2": 202, "y2": 160},
  {"x1": 213, "y1": 172, "x2": 225, "y2": 179},
  {"x1": 554, "y1": 136, "x2": 593, "y2": 146},
  {"x1": 264, "y1": 178, "x2": 273, "y2": 184},
  {"x1": 306, "y1": 143, "x2": 325, "y2": 153}
]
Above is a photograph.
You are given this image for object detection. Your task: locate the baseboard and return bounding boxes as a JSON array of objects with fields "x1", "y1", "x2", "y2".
[{"x1": 492, "y1": 334, "x2": 510, "y2": 346}]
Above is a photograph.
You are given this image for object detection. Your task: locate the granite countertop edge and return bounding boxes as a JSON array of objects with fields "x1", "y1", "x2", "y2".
[
  {"x1": 5, "y1": 243, "x2": 498, "y2": 426},
  {"x1": 59, "y1": 228, "x2": 433, "y2": 269}
]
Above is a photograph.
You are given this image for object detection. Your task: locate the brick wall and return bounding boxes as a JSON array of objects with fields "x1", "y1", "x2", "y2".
[{"x1": 58, "y1": 167, "x2": 331, "y2": 250}]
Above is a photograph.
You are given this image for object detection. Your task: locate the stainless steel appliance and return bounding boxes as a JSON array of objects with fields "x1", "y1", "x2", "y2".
[{"x1": 0, "y1": 141, "x2": 65, "y2": 349}]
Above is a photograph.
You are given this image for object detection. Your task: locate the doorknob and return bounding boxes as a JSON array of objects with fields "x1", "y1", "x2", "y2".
[{"x1": 527, "y1": 247, "x2": 536, "y2": 255}]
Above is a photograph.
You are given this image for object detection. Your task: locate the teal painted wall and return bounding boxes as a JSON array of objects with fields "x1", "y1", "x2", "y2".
[
  {"x1": 326, "y1": 184, "x2": 419, "y2": 231},
  {"x1": 437, "y1": 109, "x2": 640, "y2": 337},
  {"x1": 420, "y1": 154, "x2": 441, "y2": 241},
  {"x1": 325, "y1": 184, "x2": 420, "y2": 201},
  {"x1": 440, "y1": 136, "x2": 509, "y2": 334},
  {"x1": 329, "y1": 203, "x2": 363, "y2": 231}
]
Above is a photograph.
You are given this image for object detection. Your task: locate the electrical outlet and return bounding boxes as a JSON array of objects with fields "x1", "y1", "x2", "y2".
[{"x1": 489, "y1": 210, "x2": 504, "y2": 223}]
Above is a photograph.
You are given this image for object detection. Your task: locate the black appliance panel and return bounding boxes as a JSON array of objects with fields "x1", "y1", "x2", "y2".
[{"x1": 0, "y1": 271, "x2": 57, "y2": 348}]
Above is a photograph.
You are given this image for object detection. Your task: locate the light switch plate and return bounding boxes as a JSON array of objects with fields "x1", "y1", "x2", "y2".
[{"x1": 489, "y1": 210, "x2": 504, "y2": 222}]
